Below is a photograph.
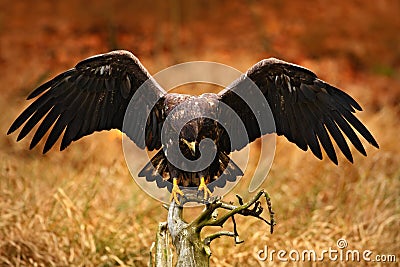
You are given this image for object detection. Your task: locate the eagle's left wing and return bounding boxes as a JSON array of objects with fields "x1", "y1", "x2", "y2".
[{"x1": 219, "y1": 58, "x2": 379, "y2": 164}]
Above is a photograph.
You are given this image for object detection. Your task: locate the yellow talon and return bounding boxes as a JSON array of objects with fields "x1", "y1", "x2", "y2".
[
  {"x1": 170, "y1": 178, "x2": 184, "y2": 205},
  {"x1": 198, "y1": 177, "x2": 212, "y2": 200}
]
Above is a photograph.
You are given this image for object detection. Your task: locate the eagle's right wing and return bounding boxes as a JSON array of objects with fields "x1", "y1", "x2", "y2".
[{"x1": 8, "y1": 50, "x2": 166, "y2": 153}]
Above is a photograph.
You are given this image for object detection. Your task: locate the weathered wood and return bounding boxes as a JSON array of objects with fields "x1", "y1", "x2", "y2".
[
  {"x1": 168, "y1": 201, "x2": 210, "y2": 267},
  {"x1": 150, "y1": 222, "x2": 173, "y2": 267},
  {"x1": 149, "y1": 190, "x2": 275, "y2": 267}
]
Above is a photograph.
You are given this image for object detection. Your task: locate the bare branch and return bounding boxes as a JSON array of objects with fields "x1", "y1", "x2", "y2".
[
  {"x1": 190, "y1": 198, "x2": 223, "y2": 230},
  {"x1": 196, "y1": 190, "x2": 270, "y2": 230},
  {"x1": 231, "y1": 216, "x2": 244, "y2": 244},
  {"x1": 204, "y1": 231, "x2": 235, "y2": 245}
]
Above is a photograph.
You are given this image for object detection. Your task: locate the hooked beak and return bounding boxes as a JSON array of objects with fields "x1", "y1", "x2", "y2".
[{"x1": 182, "y1": 139, "x2": 196, "y2": 156}]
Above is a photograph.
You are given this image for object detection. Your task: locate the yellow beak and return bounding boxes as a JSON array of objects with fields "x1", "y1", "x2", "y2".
[{"x1": 182, "y1": 139, "x2": 196, "y2": 156}]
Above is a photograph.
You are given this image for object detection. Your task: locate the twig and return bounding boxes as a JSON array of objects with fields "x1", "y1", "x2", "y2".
[
  {"x1": 231, "y1": 216, "x2": 244, "y2": 244},
  {"x1": 204, "y1": 231, "x2": 235, "y2": 245}
]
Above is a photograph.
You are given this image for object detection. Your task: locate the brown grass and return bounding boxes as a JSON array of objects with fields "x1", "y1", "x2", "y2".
[{"x1": 1, "y1": 1, "x2": 399, "y2": 266}]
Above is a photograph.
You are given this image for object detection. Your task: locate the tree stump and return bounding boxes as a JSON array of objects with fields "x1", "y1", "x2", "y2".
[{"x1": 149, "y1": 189, "x2": 275, "y2": 267}]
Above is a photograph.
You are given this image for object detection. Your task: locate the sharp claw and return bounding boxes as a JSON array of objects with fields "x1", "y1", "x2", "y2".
[
  {"x1": 206, "y1": 187, "x2": 212, "y2": 199},
  {"x1": 170, "y1": 178, "x2": 184, "y2": 205},
  {"x1": 174, "y1": 193, "x2": 181, "y2": 205},
  {"x1": 198, "y1": 177, "x2": 212, "y2": 199}
]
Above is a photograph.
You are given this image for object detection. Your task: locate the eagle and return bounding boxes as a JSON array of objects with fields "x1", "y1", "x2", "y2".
[{"x1": 8, "y1": 50, "x2": 379, "y2": 204}]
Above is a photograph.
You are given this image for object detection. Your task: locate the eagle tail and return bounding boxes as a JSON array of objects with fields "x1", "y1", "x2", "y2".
[
  {"x1": 138, "y1": 150, "x2": 171, "y2": 190},
  {"x1": 138, "y1": 150, "x2": 244, "y2": 192},
  {"x1": 209, "y1": 151, "x2": 244, "y2": 190}
]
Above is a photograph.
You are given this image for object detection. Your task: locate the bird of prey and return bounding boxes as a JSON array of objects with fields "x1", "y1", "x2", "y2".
[{"x1": 8, "y1": 50, "x2": 379, "y2": 204}]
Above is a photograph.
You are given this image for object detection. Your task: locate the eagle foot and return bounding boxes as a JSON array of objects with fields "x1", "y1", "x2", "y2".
[
  {"x1": 198, "y1": 177, "x2": 212, "y2": 200},
  {"x1": 169, "y1": 178, "x2": 184, "y2": 205}
]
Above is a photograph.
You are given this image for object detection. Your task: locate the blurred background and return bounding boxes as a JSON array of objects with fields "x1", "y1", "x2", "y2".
[{"x1": 0, "y1": 0, "x2": 399, "y2": 266}]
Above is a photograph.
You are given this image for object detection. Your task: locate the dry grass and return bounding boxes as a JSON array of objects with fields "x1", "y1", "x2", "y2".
[{"x1": 1, "y1": 1, "x2": 399, "y2": 266}]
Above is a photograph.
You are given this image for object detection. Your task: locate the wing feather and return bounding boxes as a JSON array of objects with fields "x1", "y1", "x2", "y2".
[
  {"x1": 17, "y1": 100, "x2": 54, "y2": 141},
  {"x1": 8, "y1": 50, "x2": 167, "y2": 153},
  {"x1": 324, "y1": 116, "x2": 353, "y2": 163},
  {"x1": 30, "y1": 106, "x2": 61, "y2": 149},
  {"x1": 299, "y1": 104, "x2": 323, "y2": 159},
  {"x1": 219, "y1": 58, "x2": 378, "y2": 164}
]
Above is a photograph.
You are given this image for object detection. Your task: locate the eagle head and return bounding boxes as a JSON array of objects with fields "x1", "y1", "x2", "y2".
[{"x1": 180, "y1": 120, "x2": 200, "y2": 158}]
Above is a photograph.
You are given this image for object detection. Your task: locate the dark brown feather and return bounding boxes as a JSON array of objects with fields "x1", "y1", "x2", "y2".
[
  {"x1": 219, "y1": 57, "x2": 378, "y2": 164},
  {"x1": 8, "y1": 50, "x2": 166, "y2": 153}
]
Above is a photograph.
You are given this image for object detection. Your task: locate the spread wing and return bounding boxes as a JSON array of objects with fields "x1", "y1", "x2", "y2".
[
  {"x1": 8, "y1": 50, "x2": 166, "y2": 153},
  {"x1": 219, "y1": 58, "x2": 379, "y2": 164}
]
